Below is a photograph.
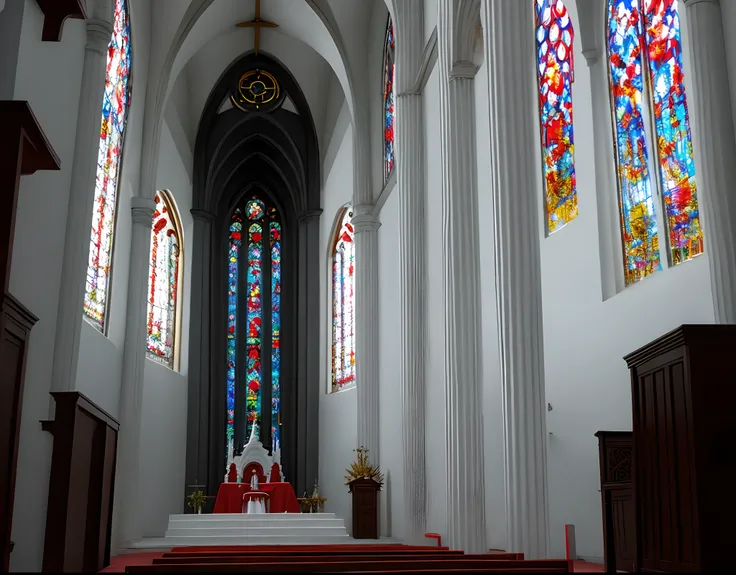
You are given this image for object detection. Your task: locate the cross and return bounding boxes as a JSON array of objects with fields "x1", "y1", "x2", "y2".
[{"x1": 236, "y1": 0, "x2": 278, "y2": 56}]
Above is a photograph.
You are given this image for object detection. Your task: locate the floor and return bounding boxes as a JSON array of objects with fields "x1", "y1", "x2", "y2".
[{"x1": 100, "y1": 551, "x2": 606, "y2": 573}]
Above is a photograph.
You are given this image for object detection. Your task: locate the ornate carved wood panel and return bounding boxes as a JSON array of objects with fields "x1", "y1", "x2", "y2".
[{"x1": 596, "y1": 431, "x2": 634, "y2": 573}]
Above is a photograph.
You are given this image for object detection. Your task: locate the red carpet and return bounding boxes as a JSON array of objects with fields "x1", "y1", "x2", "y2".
[{"x1": 99, "y1": 550, "x2": 604, "y2": 573}]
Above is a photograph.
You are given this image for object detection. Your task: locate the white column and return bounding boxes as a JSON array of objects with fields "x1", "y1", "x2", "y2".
[
  {"x1": 114, "y1": 196, "x2": 155, "y2": 547},
  {"x1": 437, "y1": 0, "x2": 487, "y2": 555},
  {"x1": 394, "y1": 0, "x2": 427, "y2": 544},
  {"x1": 353, "y1": 208, "x2": 381, "y2": 464},
  {"x1": 683, "y1": 0, "x2": 736, "y2": 324},
  {"x1": 481, "y1": 0, "x2": 549, "y2": 559},
  {"x1": 49, "y1": 2, "x2": 113, "y2": 398}
]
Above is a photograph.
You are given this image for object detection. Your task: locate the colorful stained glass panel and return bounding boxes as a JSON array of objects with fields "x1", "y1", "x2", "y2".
[
  {"x1": 608, "y1": 0, "x2": 661, "y2": 284},
  {"x1": 146, "y1": 192, "x2": 180, "y2": 369},
  {"x1": 383, "y1": 16, "x2": 395, "y2": 183},
  {"x1": 270, "y1": 220, "x2": 281, "y2": 452},
  {"x1": 535, "y1": 0, "x2": 578, "y2": 233},
  {"x1": 245, "y1": 222, "x2": 263, "y2": 441},
  {"x1": 83, "y1": 0, "x2": 132, "y2": 330},
  {"x1": 226, "y1": 210, "x2": 242, "y2": 448},
  {"x1": 643, "y1": 0, "x2": 703, "y2": 265},
  {"x1": 331, "y1": 209, "x2": 355, "y2": 393}
]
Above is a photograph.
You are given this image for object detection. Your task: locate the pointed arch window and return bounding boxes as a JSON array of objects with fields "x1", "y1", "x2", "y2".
[
  {"x1": 331, "y1": 208, "x2": 355, "y2": 393},
  {"x1": 607, "y1": 0, "x2": 703, "y2": 286},
  {"x1": 146, "y1": 191, "x2": 182, "y2": 370},
  {"x1": 226, "y1": 196, "x2": 282, "y2": 454},
  {"x1": 535, "y1": 0, "x2": 578, "y2": 233},
  {"x1": 83, "y1": 0, "x2": 132, "y2": 331},
  {"x1": 383, "y1": 15, "x2": 396, "y2": 183}
]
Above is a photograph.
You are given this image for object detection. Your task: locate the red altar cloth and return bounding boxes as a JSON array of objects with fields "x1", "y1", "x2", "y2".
[{"x1": 212, "y1": 482, "x2": 301, "y2": 514}]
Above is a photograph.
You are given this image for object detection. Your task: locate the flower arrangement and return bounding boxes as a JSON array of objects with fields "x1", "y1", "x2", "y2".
[
  {"x1": 187, "y1": 490, "x2": 208, "y2": 514},
  {"x1": 344, "y1": 446, "x2": 383, "y2": 489}
]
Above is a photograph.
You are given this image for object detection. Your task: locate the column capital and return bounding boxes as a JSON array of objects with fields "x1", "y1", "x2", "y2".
[
  {"x1": 297, "y1": 208, "x2": 322, "y2": 224},
  {"x1": 86, "y1": 19, "x2": 114, "y2": 53},
  {"x1": 131, "y1": 197, "x2": 156, "y2": 226},
  {"x1": 351, "y1": 211, "x2": 381, "y2": 233},
  {"x1": 190, "y1": 208, "x2": 216, "y2": 223},
  {"x1": 582, "y1": 48, "x2": 600, "y2": 67},
  {"x1": 450, "y1": 61, "x2": 479, "y2": 80}
]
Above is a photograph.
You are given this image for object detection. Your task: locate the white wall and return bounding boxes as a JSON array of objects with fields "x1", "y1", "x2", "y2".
[
  {"x1": 7, "y1": 0, "x2": 151, "y2": 569},
  {"x1": 8, "y1": 3, "x2": 86, "y2": 570},
  {"x1": 135, "y1": 118, "x2": 194, "y2": 537},
  {"x1": 539, "y1": 0, "x2": 716, "y2": 561},
  {"x1": 318, "y1": 124, "x2": 358, "y2": 533},
  {"x1": 376, "y1": 188, "x2": 403, "y2": 538}
]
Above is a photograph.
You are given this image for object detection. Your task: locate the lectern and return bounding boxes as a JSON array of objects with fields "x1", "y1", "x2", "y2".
[
  {"x1": 348, "y1": 478, "x2": 380, "y2": 539},
  {"x1": 624, "y1": 325, "x2": 736, "y2": 572},
  {"x1": 0, "y1": 101, "x2": 60, "y2": 572}
]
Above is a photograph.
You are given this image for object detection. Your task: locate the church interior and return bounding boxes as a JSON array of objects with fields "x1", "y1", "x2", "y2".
[{"x1": 2, "y1": 0, "x2": 736, "y2": 572}]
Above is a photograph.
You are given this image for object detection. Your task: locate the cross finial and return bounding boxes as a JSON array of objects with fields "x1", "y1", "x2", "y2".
[{"x1": 236, "y1": 0, "x2": 278, "y2": 56}]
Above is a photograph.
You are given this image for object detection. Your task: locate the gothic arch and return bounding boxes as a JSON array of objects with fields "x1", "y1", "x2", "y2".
[{"x1": 185, "y1": 51, "x2": 322, "y2": 504}]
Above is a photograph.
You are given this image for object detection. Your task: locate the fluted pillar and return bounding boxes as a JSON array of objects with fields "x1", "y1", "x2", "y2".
[
  {"x1": 683, "y1": 0, "x2": 736, "y2": 324},
  {"x1": 49, "y1": 2, "x2": 113, "y2": 399},
  {"x1": 481, "y1": 0, "x2": 549, "y2": 559},
  {"x1": 353, "y1": 207, "x2": 381, "y2": 464},
  {"x1": 393, "y1": 0, "x2": 427, "y2": 544},
  {"x1": 114, "y1": 196, "x2": 156, "y2": 547},
  {"x1": 437, "y1": 0, "x2": 487, "y2": 554}
]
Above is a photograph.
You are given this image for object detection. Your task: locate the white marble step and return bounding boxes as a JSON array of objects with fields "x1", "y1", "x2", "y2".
[
  {"x1": 168, "y1": 518, "x2": 345, "y2": 529},
  {"x1": 165, "y1": 526, "x2": 350, "y2": 537},
  {"x1": 127, "y1": 535, "x2": 401, "y2": 550},
  {"x1": 168, "y1": 513, "x2": 338, "y2": 521}
]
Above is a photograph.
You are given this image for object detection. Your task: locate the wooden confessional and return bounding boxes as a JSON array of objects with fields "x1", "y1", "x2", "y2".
[{"x1": 607, "y1": 324, "x2": 736, "y2": 573}]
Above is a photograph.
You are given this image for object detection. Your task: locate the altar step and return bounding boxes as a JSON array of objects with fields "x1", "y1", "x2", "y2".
[{"x1": 127, "y1": 513, "x2": 399, "y2": 548}]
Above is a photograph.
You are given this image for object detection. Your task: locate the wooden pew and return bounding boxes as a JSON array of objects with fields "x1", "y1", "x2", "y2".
[
  {"x1": 151, "y1": 553, "x2": 523, "y2": 565},
  {"x1": 125, "y1": 558, "x2": 572, "y2": 573}
]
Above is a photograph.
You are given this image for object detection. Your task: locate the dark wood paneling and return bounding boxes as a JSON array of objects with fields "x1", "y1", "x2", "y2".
[
  {"x1": 0, "y1": 294, "x2": 38, "y2": 572},
  {"x1": 34, "y1": 0, "x2": 86, "y2": 42},
  {"x1": 625, "y1": 324, "x2": 736, "y2": 573},
  {"x1": 0, "y1": 100, "x2": 59, "y2": 572},
  {"x1": 41, "y1": 392, "x2": 119, "y2": 573},
  {"x1": 595, "y1": 431, "x2": 634, "y2": 573}
]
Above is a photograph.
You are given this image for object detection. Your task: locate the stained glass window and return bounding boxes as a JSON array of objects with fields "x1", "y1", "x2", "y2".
[
  {"x1": 226, "y1": 196, "x2": 283, "y2": 456},
  {"x1": 146, "y1": 191, "x2": 181, "y2": 370},
  {"x1": 331, "y1": 208, "x2": 355, "y2": 393},
  {"x1": 83, "y1": 0, "x2": 132, "y2": 331},
  {"x1": 607, "y1": 0, "x2": 703, "y2": 285},
  {"x1": 383, "y1": 15, "x2": 396, "y2": 183},
  {"x1": 535, "y1": 0, "x2": 578, "y2": 233}
]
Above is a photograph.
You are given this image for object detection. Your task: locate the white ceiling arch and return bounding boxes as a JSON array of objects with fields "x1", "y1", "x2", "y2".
[{"x1": 138, "y1": 0, "x2": 368, "y2": 201}]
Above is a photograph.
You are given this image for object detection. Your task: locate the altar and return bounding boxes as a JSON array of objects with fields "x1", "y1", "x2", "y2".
[{"x1": 212, "y1": 482, "x2": 301, "y2": 514}]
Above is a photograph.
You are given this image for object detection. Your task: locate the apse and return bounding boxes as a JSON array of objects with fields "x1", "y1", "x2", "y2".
[{"x1": 185, "y1": 50, "x2": 322, "y2": 504}]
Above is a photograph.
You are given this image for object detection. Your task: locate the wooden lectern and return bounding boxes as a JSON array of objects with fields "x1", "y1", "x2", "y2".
[
  {"x1": 348, "y1": 478, "x2": 380, "y2": 539},
  {"x1": 0, "y1": 101, "x2": 60, "y2": 572},
  {"x1": 624, "y1": 325, "x2": 736, "y2": 572}
]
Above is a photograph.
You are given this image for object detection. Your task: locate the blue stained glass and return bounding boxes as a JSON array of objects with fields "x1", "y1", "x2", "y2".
[
  {"x1": 608, "y1": 0, "x2": 661, "y2": 284},
  {"x1": 226, "y1": 210, "x2": 242, "y2": 450},
  {"x1": 383, "y1": 16, "x2": 395, "y2": 182},
  {"x1": 270, "y1": 221, "x2": 281, "y2": 452},
  {"x1": 245, "y1": 223, "x2": 263, "y2": 442},
  {"x1": 643, "y1": 0, "x2": 703, "y2": 265}
]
